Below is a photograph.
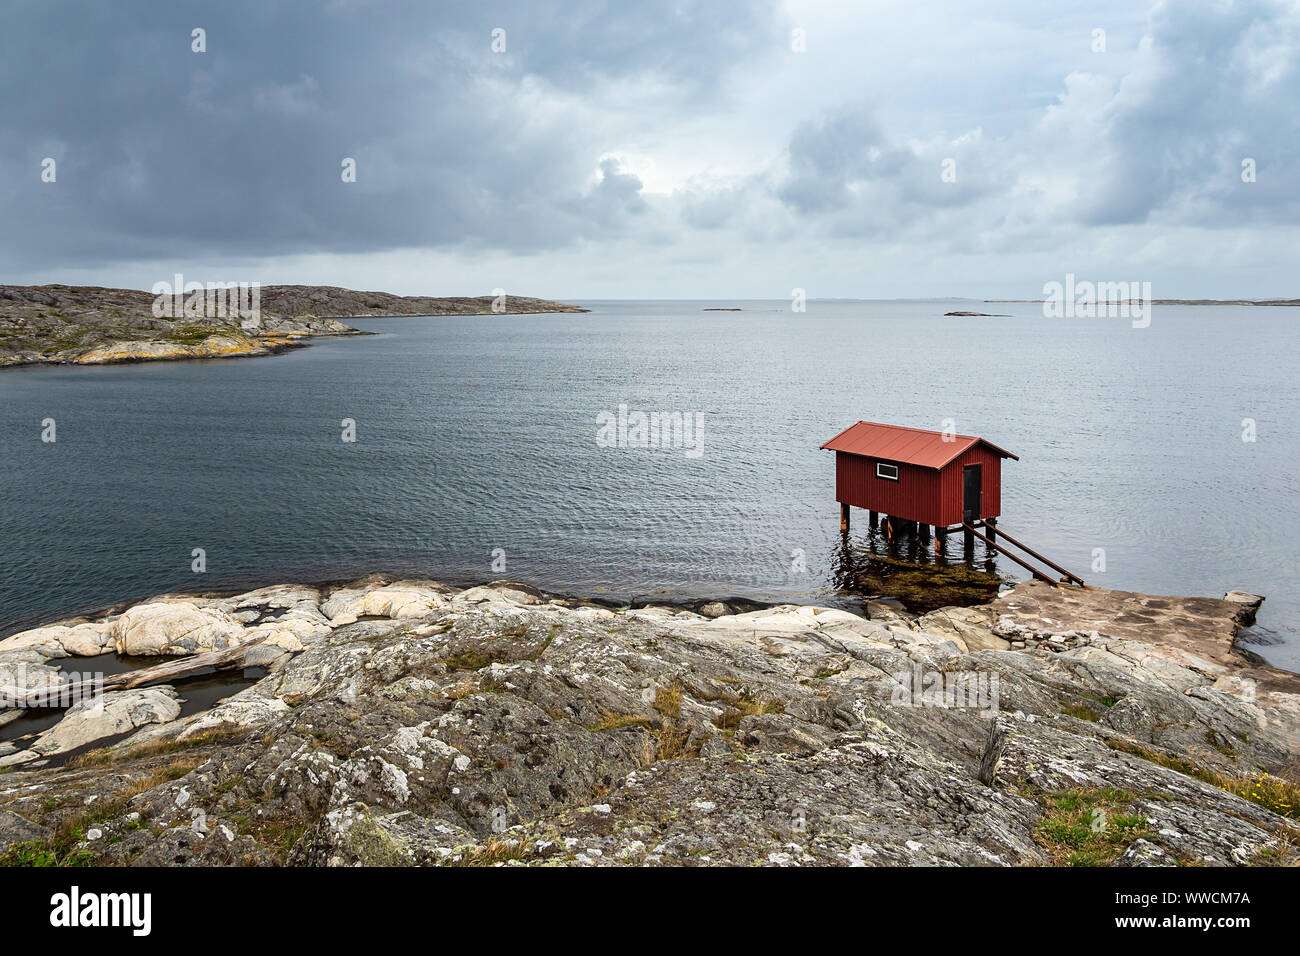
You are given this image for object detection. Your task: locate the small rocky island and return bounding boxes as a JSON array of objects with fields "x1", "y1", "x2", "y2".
[
  {"x1": 0, "y1": 576, "x2": 1296, "y2": 866},
  {"x1": 0, "y1": 284, "x2": 587, "y2": 368}
]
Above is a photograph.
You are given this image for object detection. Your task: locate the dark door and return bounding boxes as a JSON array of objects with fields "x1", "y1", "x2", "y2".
[{"x1": 963, "y1": 465, "x2": 982, "y2": 523}]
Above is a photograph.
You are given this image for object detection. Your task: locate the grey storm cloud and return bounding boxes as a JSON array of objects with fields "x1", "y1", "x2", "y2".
[
  {"x1": 753, "y1": 0, "x2": 1300, "y2": 249},
  {"x1": 774, "y1": 104, "x2": 1005, "y2": 238},
  {"x1": 661, "y1": 114, "x2": 975, "y2": 245},
  {"x1": 0, "y1": 0, "x2": 781, "y2": 269},
  {"x1": 1, "y1": 0, "x2": 1297, "y2": 295},
  {"x1": 1076, "y1": 0, "x2": 1300, "y2": 227},
  {"x1": 576, "y1": 158, "x2": 648, "y2": 229},
  {"x1": 778, "y1": 108, "x2": 914, "y2": 213}
]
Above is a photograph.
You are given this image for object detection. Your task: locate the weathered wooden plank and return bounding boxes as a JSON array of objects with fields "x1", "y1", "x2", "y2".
[
  {"x1": 1, "y1": 636, "x2": 269, "y2": 710},
  {"x1": 984, "y1": 523, "x2": 1085, "y2": 584},
  {"x1": 962, "y1": 522, "x2": 1057, "y2": 585}
]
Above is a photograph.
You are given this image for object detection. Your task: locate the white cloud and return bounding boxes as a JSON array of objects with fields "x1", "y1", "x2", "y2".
[{"x1": 3, "y1": 0, "x2": 1297, "y2": 297}]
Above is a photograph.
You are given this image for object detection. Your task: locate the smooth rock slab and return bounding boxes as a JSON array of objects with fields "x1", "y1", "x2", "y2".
[
  {"x1": 179, "y1": 692, "x2": 292, "y2": 740},
  {"x1": 113, "y1": 602, "x2": 248, "y2": 656},
  {"x1": 11, "y1": 687, "x2": 182, "y2": 761},
  {"x1": 320, "y1": 581, "x2": 451, "y2": 625},
  {"x1": 0, "y1": 621, "x2": 114, "y2": 660},
  {"x1": 917, "y1": 605, "x2": 1010, "y2": 652}
]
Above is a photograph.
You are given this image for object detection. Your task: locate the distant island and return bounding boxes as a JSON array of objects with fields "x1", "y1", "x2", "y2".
[
  {"x1": 0, "y1": 284, "x2": 587, "y2": 368},
  {"x1": 986, "y1": 298, "x2": 1300, "y2": 306},
  {"x1": 945, "y1": 310, "x2": 1010, "y2": 317},
  {"x1": 703, "y1": 307, "x2": 742, "y2": 311}
]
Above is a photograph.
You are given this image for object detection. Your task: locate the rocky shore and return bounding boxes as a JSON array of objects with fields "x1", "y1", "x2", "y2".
[
  {"x1": 0, "y1": 284, "x2": 587, "y2": 368},
  {"x1": 0, "y1": 576, "x2": 1296, "y2": 867}
]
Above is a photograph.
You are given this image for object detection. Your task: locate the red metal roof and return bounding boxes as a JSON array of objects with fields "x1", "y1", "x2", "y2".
[{"x1": 820, "y1": 421, "x2": 1018, "y2": 469}]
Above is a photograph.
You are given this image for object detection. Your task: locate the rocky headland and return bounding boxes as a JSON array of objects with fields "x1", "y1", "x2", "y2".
[
  {"x1": 0, "y1": 576, "x2": 1295, "y2": 867},
  {"x1": 0, "y1": 284, "x2": 587, "y2": 368}
]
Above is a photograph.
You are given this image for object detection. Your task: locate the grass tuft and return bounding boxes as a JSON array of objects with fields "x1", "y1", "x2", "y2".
[
  {"x1": 1107, "y1": 738, "x2": 1300, "y2": 822},
  {"x1": 1060, "y1": 703, "x2": 1100, "y2": 722},
  {"x1": 588, "y1": 712, "x2": 654, "y2": 732},
  {"x1": 445, "y1": 838, "x2": 530, "y2": 866},
  {"x1": 653, "y1": 684, "x2": 683, "y2": 719},
  {"x1": 713, "y1": 693, "x2": 785, "y2": 731},
  {"x1": 67, "y1": 728, "x2": 247, "y2": 769},
  {"x1": 1214, "y1": 771, "x2": 1298, "y2": 820},
  {"x1": 444, "y1": 649, "x2": 508, "y2": 672},
  {"x1": 1033, "y1": 787, "x2": 1150, "y2": 866}
]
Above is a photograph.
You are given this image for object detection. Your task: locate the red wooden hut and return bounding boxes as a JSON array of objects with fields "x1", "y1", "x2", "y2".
[{"x1": 820, "y1": 421, "x2": 1018, "y2": 539}]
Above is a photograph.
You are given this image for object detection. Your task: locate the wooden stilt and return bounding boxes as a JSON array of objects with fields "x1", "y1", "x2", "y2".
[
  {"x1": 868, "y1": 510, "x2": 878, "y2": 529},
  {"x1": 840, "y1": 503, "x2": 850, "y2": 533},
  {"x1": 985, "y1": 517, "x2": 997, "y2": 544}
]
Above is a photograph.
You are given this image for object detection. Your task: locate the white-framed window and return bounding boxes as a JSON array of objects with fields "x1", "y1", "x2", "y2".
[{"x1": 876, "y1": 461, "x2": 899, "y2": 481}]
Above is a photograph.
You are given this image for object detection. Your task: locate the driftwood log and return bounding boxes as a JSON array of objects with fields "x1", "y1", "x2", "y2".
[{"x1": 0, "y1": 635, "x2": 269, "y2": 710}]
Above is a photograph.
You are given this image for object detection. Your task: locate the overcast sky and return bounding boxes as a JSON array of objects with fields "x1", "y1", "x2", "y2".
[{"x1": 2, "y1": 0, "x2": 1297, "y2": 298}]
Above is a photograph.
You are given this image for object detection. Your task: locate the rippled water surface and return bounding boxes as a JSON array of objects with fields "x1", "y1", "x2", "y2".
[{"x1": 2, "y1": 300, "x2": 1297, "y2": 668}]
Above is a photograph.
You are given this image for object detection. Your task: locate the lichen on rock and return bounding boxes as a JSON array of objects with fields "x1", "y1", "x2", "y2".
[{"x1": 0, "y1": 576, "x2": 1296, "y2": 867}]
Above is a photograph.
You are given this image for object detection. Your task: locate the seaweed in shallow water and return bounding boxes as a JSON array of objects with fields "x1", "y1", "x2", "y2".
[{"x1": 832, "y1": 536, "x2": 1007, "y2": 613}]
